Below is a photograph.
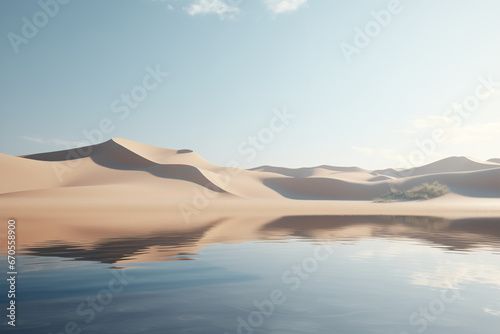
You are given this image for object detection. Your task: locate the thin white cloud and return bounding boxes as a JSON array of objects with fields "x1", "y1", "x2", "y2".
[
  {"x1": 264, "y1": 0, "x2": 308, "y2": 14},
  {"x1": 408, "y1": 115, "x2": 455, "y2": 130},
  {"x1": 184, "y1": 0, "x2": 240, "y2": 19},
  {"x1": 484, "y1": 307, "x2": 500, "y2": 317},
  {"x1": 404, "y1": 115, "x2": 500, "y2": 144},
  {"x1": 21, "y1": 135, "x2": 44, "y2": 143},
  {"x1": 21, "y1": 136, "x2": 88, "y2": 147},
  {"x1": 447, "y1": 122, "x2": 500, "y2": 144}
]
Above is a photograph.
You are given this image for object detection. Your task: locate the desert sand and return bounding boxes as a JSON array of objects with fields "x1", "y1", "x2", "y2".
[{"x1": 1, "y1": 138, "x2": 499, "y2": 258}]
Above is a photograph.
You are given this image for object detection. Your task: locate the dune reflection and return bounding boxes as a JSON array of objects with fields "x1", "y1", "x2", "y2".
[{"x1": 20, "y1": 215, "x2": 500, "y2": 265}]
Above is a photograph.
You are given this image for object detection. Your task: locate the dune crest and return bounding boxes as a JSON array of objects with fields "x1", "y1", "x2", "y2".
[{"x1": 2, "y1": 139, "x2": 500, "y2": 220}]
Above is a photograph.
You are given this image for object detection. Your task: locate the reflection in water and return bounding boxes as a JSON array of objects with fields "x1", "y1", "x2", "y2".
[
  {"x1": 25, "y1": 225, "x2": 213, "y2": 264},
  {"x1": 1, "y1": 215, "x2": 499, "y2": 334},
  {"x1": 24, "y1": 216, "x2": 500, "y2": 264}
]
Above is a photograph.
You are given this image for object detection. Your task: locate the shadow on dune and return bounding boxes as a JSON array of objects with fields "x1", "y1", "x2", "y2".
[
  {"x1": 264, "y1": 171, "x2": 500, "y2": 200},
  {"x1": 263, "y1": 178, "x2": 390, "y2": 200},
  {"x1": 22, "y1": 140, "x2": 117, "y2": 161},
  {"x1": 24, "y1": 139, "x2": 227, "y2": 193},
  {"x1": 86, "y1": 143, "x2": 227, "y2": 192}
]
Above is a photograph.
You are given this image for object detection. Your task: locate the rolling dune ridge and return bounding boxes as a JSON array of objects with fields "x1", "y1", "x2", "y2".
[{"x1": 1, "y1": 138, "x2": 500, "y2": 225}]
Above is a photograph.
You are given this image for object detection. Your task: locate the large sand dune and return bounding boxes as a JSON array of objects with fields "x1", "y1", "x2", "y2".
[{"x1": 1, "y1": 138, "x2": 500, "y2": 225}]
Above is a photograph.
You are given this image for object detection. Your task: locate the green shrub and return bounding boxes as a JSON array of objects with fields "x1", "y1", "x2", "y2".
[{"x1": 374, "y1": 181, "x2": 449, "y2": 203}]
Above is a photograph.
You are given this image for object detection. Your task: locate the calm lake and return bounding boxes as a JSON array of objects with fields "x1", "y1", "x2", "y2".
[{"x1": 1, "y1": 215, "x2": 500, "y2": 333}]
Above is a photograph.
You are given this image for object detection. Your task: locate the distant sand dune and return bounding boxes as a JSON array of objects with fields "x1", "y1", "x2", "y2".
[
  {"x1": 377, "y1": 156, "x2": 500, "y2": 178},
  {"x1": 251, "y1": 165, "x2": 366, "y2": 178},
  {"x1": 2, "y1": 138, "x2": 500, "y2": 221},
  {"x1": 263, "y1": 177, "x2": 389, "y2": 200}
]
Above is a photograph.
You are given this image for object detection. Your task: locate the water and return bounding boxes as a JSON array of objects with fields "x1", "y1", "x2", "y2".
[{"x1": 1, "y1": 216, "x2": 500, "y2": 333}]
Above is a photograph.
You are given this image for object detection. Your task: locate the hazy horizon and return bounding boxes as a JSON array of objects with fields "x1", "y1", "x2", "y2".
[{"x1": 13, "y1": 136, "x2": 500, "y2": 171}]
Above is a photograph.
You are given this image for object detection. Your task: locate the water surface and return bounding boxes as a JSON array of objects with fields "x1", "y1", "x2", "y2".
[{"x1": 1, "y1": 215, "x2": 499, "y2": 333}]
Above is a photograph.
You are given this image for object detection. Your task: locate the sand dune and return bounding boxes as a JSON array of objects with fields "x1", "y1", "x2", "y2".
[
  {"x1": 263, "y1": 177, "x2": 389, "y2": 200},
  {"x1": 400, "y1": 156, "x2": 500, "y2": 176},
  {"x1": 250, "y1": 165, "x2": 366, "y2": 178},
  {"x1": 1, "y1": 138, "x2": 500, "y2": 223}
]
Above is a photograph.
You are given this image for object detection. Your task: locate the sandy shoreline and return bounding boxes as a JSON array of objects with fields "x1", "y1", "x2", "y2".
[
  {"x1": 2, "y1": 138, "x2": 499, "y2": 249},
  {"x1": 2, "y1": 194, "x2": 500, "y2": 226}
]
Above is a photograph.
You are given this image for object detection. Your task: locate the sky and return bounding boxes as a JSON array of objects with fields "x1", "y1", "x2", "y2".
[{"x1": 1, "y1": 0, "x2": 500, "y2": 170}]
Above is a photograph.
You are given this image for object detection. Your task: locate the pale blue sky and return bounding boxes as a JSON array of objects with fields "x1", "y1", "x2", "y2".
[{"x1": 1, "y1": 0, "x2": 499, "y2": 169}]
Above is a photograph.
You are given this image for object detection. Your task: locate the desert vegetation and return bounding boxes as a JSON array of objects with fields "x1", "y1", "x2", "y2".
[{"x1": 374, "y1": 181, "x2": 449, "y2": 203}]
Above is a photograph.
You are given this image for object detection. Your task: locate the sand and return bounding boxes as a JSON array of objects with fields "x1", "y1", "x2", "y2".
[{"x1": 1, "y1": 138, "x2": 499, "y2": 256}]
